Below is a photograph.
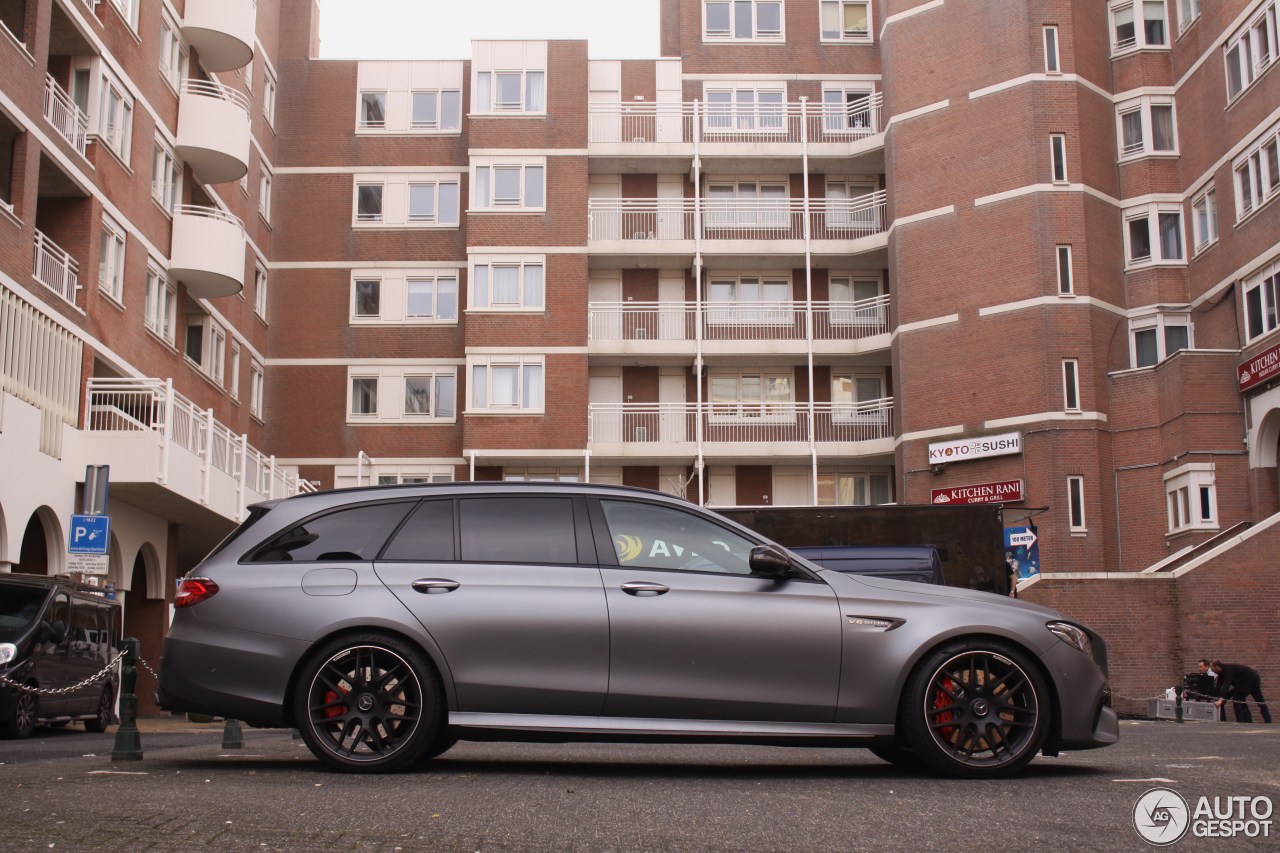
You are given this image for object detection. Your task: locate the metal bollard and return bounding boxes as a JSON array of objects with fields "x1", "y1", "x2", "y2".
[
  {"x1": 222, "y1": 717, "x2": 245, "y2": 749},
  {"x1": 111, "y1": 637, "x2": 143, "y2": 761}
]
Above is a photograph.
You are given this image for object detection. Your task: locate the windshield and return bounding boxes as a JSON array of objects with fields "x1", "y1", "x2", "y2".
[{"x1": 0, "y1": 586, "x2": 48, "y2": 641}]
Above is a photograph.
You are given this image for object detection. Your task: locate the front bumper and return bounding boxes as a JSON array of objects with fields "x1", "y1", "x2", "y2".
[{"x1": 1040, "y1": 639, "x2": 1120, "y2": 751}]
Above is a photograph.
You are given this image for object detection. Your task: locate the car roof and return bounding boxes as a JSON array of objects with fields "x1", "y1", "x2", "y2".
[{"x1": 250, "y1": 481, "x2": 686, "y2": 512}]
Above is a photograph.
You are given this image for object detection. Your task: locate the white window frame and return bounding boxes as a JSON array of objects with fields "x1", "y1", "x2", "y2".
[
  {"x1": 96, "y1": 68, "x2": 133, "y2": 164},
  {"x1": 1116, "y1": 95, "x2": 1177, "y2": 160},
  {"x1": 1129, "y1": 310, "x2": 1192, "y2": 368},
  {"x1": 185, "y1": 314, "x2": 227, "y2": 386},
  {"x1": 469, "y1": 256, "x2": 545, "y2": 312},
  {"x1": 349, "y1": 374, "x2": 379, "y2": 418},
  {"x1": 1062, "y1": 359, "x2": 1081, "y2": 411},
  {"x1": 707, "y1": 272, "x2": 792, "y2": 325},
  {"x1": 819, "y1": 0, "x2": 872, "y2": 43},
  {"x1": 474, "y1": 69, "x2": 546, "y2": 114},
  {"x1": 229, "y1": 342, "x2": 241, "y2": 402},
  {"x1": 98, "y1": 215, "x2": 126, "y2": 304},
  {"x1": 263, "y1": 68, "x2": 278, "y2": 127},
  {"x1": 708, "y1": 368, "x2": 795, "y2": 422},
  {"x1": 253, "y1": 265, "x2": 268, "y2": 320},
  {"x1": 406, "y1": 274, "x2": 460, "y2": 321},
  {"x1": 828, "y1": 273, "x2": 888, "y2": 326},
  {"x1": 1224, "y1": 1, "x2": 1278, "y2": 103},
  {"x1": 1233, "y1": 121, "x2": 1280, "y2": 222},
  {"x1": 1123, "y1": 203, "x2": 1185, "y2": 268},
  {"x1": 1050, "y1": 133, "x2": 1068, "y2": 183},
  {"x1": 819, "y1": 84, "x2": 877, "y2": 134},
  {"x1": 1044, "y1": 26, "x2": 1061, "y2": 73},
  {"x1": 1165, "y1": 463, "x2": 1217, "y2": 533},
  {"x1": 830, "y1": 370, "x2": 889, "y2": 424},
  {"x1": 705, "y1": 176, "x2": 790, "y2": 228},
  {"x1": 346, "y1": 367, "x2": 460, "y2": 423},
  {"x1": 1243, "y1": 257, "x2": 1280, "y2": 343},
  {"x1": 1177, "y1": 0, "x2": 1200, "y2": 34},
  {"x1": 350, "y1": 270, "x2": 460, "y2": 325},
  {"x1": 410, "y1": 89, "x2": 463, "y2": 131},
  {"x1": 471, "y1": 158, "x2": 546, "y2": 212},
  {"x1": 258, "y1": 167, "x2": 272, "y2": 223},
  {"x1": 107, "y1": 0, "x2": 140, "y2": 31},
  {"x1": 144, "y1": 263, "x2": 176, "y2": 345},
  {"x1": 375, "y1": 466, "x2": 455, "y2": 485},
  {"x1": 1191, "y1": 184, "x2": 1218, "y2": 253},
  {"x1": 704, "y1": 84, "x2": 788, "y2": 133},
  {"x1": 1110, "y1": 0, "x2": 1169, "y2": 54},
  {"x1": 350, "y1": 175, "x2": 465, "y2": 227},
  {"x1": 816, "y1": 468, "x2": 894, "y2": 506},
  {"x1": 151, "y1": 137, "x2": 179, "y2": 214},
  {"x1": 502, "y1": 467, "x2": 582, "y2": 483},
  {"x1": 1056, "y1": 245, "x2": 1074, "y2": 295},
  {"x1": 250, "y1": 361, "x2": 264, "y2": 419},
  {"x1": 703, "y1": 0, "x2": 785, "y2": 42},
  {"x1": 358, "y1": 90, "x2": 387, "y2": 130},
  {"x1": 1067, "y1": 477, "x2": 1086, "y2": 532},
  {"x1": 159, "y1": 12, "x2": 188, "y2": 93},
  {"x1": 467, "y1": 355, "x2": 545, "y2": 414}
]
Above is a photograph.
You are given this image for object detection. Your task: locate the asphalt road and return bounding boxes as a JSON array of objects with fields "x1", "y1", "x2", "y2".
[{"x1": 0, "y1": 719, "x2": 1277, "y2": 852}]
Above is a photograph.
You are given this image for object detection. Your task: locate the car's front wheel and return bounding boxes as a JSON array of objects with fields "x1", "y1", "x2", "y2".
[
  {"x1": 899, "y1": 639, "x2": 1049, "y2": 779},
  {"x1": 1, "y1": 690, "x2": 38, "y2": 739},
  {"x1": 84, "y1": 685, "x2": 115, "y2": 733},
  {"x1": 293, "y1": 634, "x2": 443, "y2": 773}
]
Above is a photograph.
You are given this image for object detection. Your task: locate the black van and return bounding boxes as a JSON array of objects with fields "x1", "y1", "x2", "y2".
[
  {"x1": 0, "y1": 575, "x2": 121, "y2": 738},
  {"x1": 788, "y1": 545, "x2": 945, "y2": 585}
]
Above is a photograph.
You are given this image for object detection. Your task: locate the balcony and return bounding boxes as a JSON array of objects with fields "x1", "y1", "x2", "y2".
[
  {"x1": 169, "y1": 205, "x2": 246, "y2": 298},
  {"x1": 79, "y1": 378, "x2": 315, "y2": 524},
  {"x1": 32, "y1": 230, "x2": 80, "y2": 308},
  {"x1": 176, "y1": 80, "x2": 251, "y2": 184},
  {"x1": 43, "y1": 75, "x2": 88, "y2": 157},
  {"x1": 587, "y1": 400, "x2": 895, "y2": 458},
  {"x1": 588, "y1": 297, "x2": 891, "y2": 358},
  {"x1": 181, "y1": 0, "x2": 256, "y2": 72}
]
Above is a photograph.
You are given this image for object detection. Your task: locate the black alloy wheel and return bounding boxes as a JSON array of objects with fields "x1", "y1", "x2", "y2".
[
  {"x1": 294, "y1": 635, "x2": 442, "y2": 773},
  {"x1": 84, "y1": 686, "x2": 115, "y2": 733},
  {"x1": 1, "y1": 690, "x2": 38, "y2": 739},
  {"x1": 900, "y1": 640, "x2": 1049, "y2": 779}
]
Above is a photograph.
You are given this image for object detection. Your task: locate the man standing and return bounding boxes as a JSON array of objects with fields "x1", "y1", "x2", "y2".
[{"x1": 1211, "y1": 660, "x2": 1272, "y2": 724}]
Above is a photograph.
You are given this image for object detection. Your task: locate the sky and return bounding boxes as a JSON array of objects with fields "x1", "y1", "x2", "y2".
[{"x1": 317, "y1": 0, "x2": 661, "y2": 61}]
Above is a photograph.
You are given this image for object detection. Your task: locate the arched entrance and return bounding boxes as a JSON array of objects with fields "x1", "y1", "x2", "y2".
[
  {"x1": 1250, "y1": 405, "x2": 1280, "y2": 516},
  {"x1": 16, "y1": 508, "x2": 61, "y2": 575},
  {"x1": 122, "y1": 545, "x2": 166, "y2": 715}
]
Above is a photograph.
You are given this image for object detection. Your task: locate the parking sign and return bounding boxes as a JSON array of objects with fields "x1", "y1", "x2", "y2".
[{"x1": 69, "y1": 514, "x2": 111, "y2": 555}]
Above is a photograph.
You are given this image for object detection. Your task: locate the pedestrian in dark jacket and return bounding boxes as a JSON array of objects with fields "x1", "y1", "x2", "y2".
[{"x1": 1211, "y1": 660, "x2": 1272, "y2": 723}]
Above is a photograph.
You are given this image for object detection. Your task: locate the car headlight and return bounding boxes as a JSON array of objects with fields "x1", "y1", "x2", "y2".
[
  {"x1": 0, "y1": 643, "x2": 16, "y2": 666},
  {"x1": 1047, "y1": 621, "x2": 1093, "y2": 657}
]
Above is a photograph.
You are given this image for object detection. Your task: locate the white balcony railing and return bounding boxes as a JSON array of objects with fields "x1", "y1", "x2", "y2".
[
  {"x1": 588, "y1": 95, "x2": 883, "y2": 145},
  {"x1": 181, "y1": 78, "x2": 252, "y2": 114},
  {"x1": 85, "y1": 377, "x2": 316, "y2": 518},
  {"x1": 43, "y1": 75, "x2": 89, "y2": 156},
  {"x1": 588, "y1": 296, "x2": 891, "y2": 343},
  {"x1": 32, "y1": 230, "x2": 80, "y2": 307},
  {"x1": 588, "y1": 399, "x2": 894, "y2": 446},
  {"x1": 588, "y1": 192, "x2": 887, "y2": 243}
]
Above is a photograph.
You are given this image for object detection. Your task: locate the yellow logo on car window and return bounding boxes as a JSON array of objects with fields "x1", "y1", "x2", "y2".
[{"x1": 614, "y1": 534, "x2": 644, "y2": 562}]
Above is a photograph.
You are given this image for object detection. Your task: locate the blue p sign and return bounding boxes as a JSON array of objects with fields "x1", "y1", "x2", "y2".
[{"x1": 69, "y1": 514, "x2": 111, "y2": 555}]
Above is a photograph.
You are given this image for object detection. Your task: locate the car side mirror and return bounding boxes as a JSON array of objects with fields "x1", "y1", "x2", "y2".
[
  {"x1": 40, "y1": 620, "x2": 68, "y2": 645},
  {"x1": 749, "y1": 545, "x2": 793, "y2": 579}
]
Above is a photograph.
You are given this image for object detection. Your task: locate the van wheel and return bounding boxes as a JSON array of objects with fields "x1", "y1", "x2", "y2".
[
  {"x1": 1, "y1": 690, "x2": 37, "y2": 739},
  {"x1": 84, "y1": 686, "x2": 115, "y2": 733},
  {"x1": 294, "y1": 634, "x2": 443, "y2": 773}
]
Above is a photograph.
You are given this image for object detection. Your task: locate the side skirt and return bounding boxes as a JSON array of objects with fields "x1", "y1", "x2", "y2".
[{"x1": 448, "y1": 713, "x2": 893, "y2": 746}]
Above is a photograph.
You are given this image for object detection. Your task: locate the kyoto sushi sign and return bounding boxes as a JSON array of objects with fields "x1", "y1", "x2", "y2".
[
  {"x1": 1239, "y1": 340, "x2": 1280, "y2": 393},
  {"x1": 927, "y1": 432, "x2": 1022, "y2": 464},
  {"x1": 931, "y1": 479, "x2": 1024, "y2": 505}
]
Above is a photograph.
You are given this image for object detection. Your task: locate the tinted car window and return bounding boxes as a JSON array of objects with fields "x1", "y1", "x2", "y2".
[
  {"x1": 248, "y1": 502, "x2": 415, "y2": 562},
  {"x1": 601, "y1": 500, "x2": 754, "y2": 575},
  {"x1": 0, "y1": 586, "x2": 47, "y2": 640},
  {"x1": 458, "y1": 497, "x2": 577, "y2": 564},
  {"x1": 382, "y1": 500, "x2": 456, "y2": 561}
]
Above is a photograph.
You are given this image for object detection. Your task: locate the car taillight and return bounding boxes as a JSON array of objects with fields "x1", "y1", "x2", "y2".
[{"x1": 175, "y1": 577, "x2": 220, "y2": 608}]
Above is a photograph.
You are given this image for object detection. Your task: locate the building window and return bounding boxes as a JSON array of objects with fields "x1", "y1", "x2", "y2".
[
  {"x1": 1124, "y1": 204, "x2": 1184, "y2": 267},
  {"x1": 1117, "y1": 97, "x2": 1176, "y2": 159},
  {"x1": 98, "y1": 216, "x2": 126, "y2": 304},
  {"x1": 817, "y1": 469, "x2": 893, "y2": 505},
  {"x1": 471, "y1": 258, "x2": 544, "y2": 310},
  {"x1": 1177, "y1": 0, "x2": 1200, "y2": 33},
  {"x1": 253, "y1": 265, "x2": 268, "y2": 319},
  {"x1": 820, "y1": 85, "x2": 876, "y2": 133},
  {"x1": 159, "y1": 13, "x2": 188, "y2": 92},
  {"x1": 350, "y1": 376, "x2": 378, "y2": 417},
  {"x1": 1244, "y1": 259, "x2": 1280, "y2": 342},
  {"x1": 820, "y1": 1, "x2": 871, "y2": 42},
  {"x1": 1165, "y1": 464, "x2": 1216, "y2": 533},
  {"x1": 1234, "y1": 122, "x2": 1280, "y2": 221},
  {"x1": 241, "y1": 56, "x2": 253, "y2": 92},
  {"x1": 412, "y1": 90, "x2": 462, "y2": 130},
  {"x1": 1130, "y1": 311, "x2": 1191, "y2": 368},
  {"x1": 350, "y1": 272, "x2": 459, "y2": 324},
  {"x1": 1056, "y1": 246, "x2": 1074, "y2": 295},
  {"x1": 97, "y1": 70, "x2": 133, "y2": 163},
  {"x1": 229, "y1": 343, "x2": 241, "y2": 401},
  {"x1": 356, "y1": 184, "x2": 383, "y2": 223},
  {"x1": 376, "y1": 467, "x2": 454, "y2": 485},
  {"x1": 831, "y1": 371, "x2": 889, "y2": 423},
  {"x1": 408, "y1": 179, "x2": 461, "y2": 225},
  {"x1": 475, "y1": 69, "x2": 545, "y2": 113},
  {"x1": 151, "y1": 139, "x2": 179, "y2": 213},
  {"x1": 707, "y1": 274, "x2": 791, "y2": 324},
  {"x1": 107, "y1": 0, "x2": 140, "y2": 30},
  {"x1": 1224, "y1": 2, "x2": 1278, "y2": 102},
  {"x1": 258, "y1": 168, "x2": 272, "y2": 222},
  {"x1": 828, "y1": 275, "x2": 887, "y2": 326},
  {"x1": 144, "y1": 264, "x2": 175, "y2": 344},
  {"x1": 1110, "y1": 0, "x2": 1168, "y2": 53},
  {"x1": 708, "y1": 369, "x2": 794, "y2": 418},
  {"x1": 1062, "y1": 359, "x2": 1080, "y2": 411},
  {"x1": 359, "y1": 91, "x2": 387, "y2": 129},
  {"x1": 353, "y1": 277, "x2": 381, "y2": 318},
  {"x1": 250, "y1": 361, "x2": 264, "y2": 419},
  {"x1": 472, "y1": 159, "x2": 545, "y2": 211},
  {"x1": 347, "y1": 367, "x2": 458, "y2": 422},
  {"x1": 704, "y1": 0, "x2": 784, "y2": 41},
  {"x1": 1044, "y1": 26, "x2": 1060, "y2": 73},
  {"x1": 263, "y1": 68, "x2": 277, "y2": 127},
  {"x1": 403, "y1": 373, "x2": 457, "y2": 420},
  {"x1": 1050, "y1": 134, "x2": 1068, "y2": 183},
  {"x1": 407, "y1": 275, "x2": 459, "y2": 321},
  {"x1": 469, "y1": 356, "x2": 545, "y2": 412},
  {"x1": 705, "y1": 178, "x2": 789, "y2": 227},
  {"x1": 502, "y1": 468, "x2": 581, "y2": 483},
  {"x1": 185, "y1": 314, "x2": 227, "y2": 385},
  {"x1": 1067, "y1": 477, "x2": 1086, "y2": 532},
  {"x1": 704, "y1": 85, "x2": 788, "y2": 132},
  {"x1": 1191, "y1": 186, "x2": 1218, "y2": 253}
]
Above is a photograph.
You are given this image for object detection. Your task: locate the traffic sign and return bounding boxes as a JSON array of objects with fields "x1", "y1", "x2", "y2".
[{"x1": 69, "y1": 514, "x2": 111, "y2": 555}]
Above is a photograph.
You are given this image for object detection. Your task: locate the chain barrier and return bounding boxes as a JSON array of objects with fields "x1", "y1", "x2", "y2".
[
  {"x1": 134, "y1": 654, "x2": 160, "y2": 682},
  {"x1": 0, "y1": 649, "x2": 126, "y2": 696},
  {"x1": 1111, "y1": 689, "x2": 1270, "y2": 709}
]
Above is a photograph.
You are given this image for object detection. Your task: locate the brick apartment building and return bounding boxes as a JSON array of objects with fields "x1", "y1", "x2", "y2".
[{"x1": 0, "y1": 0, "x2": 1277, "y2": 714}]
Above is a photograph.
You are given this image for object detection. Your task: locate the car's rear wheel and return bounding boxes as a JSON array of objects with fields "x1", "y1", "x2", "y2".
[
  {"x1": 1, "y1": 690, "x2": 38, "y2": 739},
  {"x1": 899, "y1": 639, "x2": 1049, "y2": 779},
  {"x1": 294, "y1": 634, "x2": 442, "y2": 773},
  {"x1": 84, "y1": 686, "x2": 115, "y2": 733}
]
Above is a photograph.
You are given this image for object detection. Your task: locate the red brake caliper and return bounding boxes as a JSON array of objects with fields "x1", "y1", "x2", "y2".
[
  {"x1": 324, "y1": 688, "x2": 347, "y2": 719},
  {"x1": 933, "y1": 676, "x2": 956, "y2": 741}
]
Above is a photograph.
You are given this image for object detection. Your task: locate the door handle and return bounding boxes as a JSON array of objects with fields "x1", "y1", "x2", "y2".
[
  {"x1": 411, "y1": 579, "x2": 460, "y2": 594},
  {"x1": 620, "y1": 581, "x2": 670, "y2": 596}
]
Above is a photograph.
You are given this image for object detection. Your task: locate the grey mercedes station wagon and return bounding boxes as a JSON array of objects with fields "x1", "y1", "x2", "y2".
[{"x1": 156, "y1": 482, "x2": 1118, "y2": 777}]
